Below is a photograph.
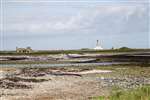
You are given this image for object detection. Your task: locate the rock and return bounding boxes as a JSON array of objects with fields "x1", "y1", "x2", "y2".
[
  {"x1": 98, "y1": 76, "x2": 150, "y2": 89},
  {"x1": 0, "y1": 80, "x2": 31, "y2": 89}
]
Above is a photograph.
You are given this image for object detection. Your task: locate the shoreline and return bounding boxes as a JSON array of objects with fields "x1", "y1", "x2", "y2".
[{"x1": 0, "y1": 64, "x2": 150, "y2": 100}]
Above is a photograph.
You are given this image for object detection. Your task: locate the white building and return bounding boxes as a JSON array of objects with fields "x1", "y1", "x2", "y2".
[{"x1": 94, "y1": 40, "x2": 103, "y2": 50}]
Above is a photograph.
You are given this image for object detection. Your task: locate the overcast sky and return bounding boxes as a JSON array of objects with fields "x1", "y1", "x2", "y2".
[{"x1": 0, "y1": 0, "x2": 149, "y2": 50}]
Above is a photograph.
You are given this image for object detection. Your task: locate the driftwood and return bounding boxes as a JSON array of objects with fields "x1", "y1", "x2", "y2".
[
  {"x1": 50, "y1": 72, "x2": 82, "y2": 77},
  {"x1": 3, "y1": 77, "x2": 50, "y2": 83}
]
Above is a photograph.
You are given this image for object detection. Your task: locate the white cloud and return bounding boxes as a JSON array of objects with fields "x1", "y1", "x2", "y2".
[{"x1": 3, "y1": 4, "x2": 148, "y2": 36}]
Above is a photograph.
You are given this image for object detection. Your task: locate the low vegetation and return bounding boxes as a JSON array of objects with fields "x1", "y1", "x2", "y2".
[
  {"x1": 93, "y1": 85, "x2": 150, "y2": 100},
  {"x1": 110, "y1": 85, "x2": 150, "y2": 100},
  {"x1": 0, "y1": 48, "x2": 149, "y2": 55}
]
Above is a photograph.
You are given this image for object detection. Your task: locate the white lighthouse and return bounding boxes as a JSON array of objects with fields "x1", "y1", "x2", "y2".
[{"x1": 94, "y1": 40, "x2": 103, "y2": 50}]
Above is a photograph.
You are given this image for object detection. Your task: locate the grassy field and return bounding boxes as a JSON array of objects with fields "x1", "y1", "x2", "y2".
[
  {"x1": 110, "y1": 85, "x2": 150, "y2": 100},
  {"x1": 0, "y1": 48, "x2": 149, "y2": 55},
  {"x1": 93, "y1": 85, "x2": 150, "y2": 100}
]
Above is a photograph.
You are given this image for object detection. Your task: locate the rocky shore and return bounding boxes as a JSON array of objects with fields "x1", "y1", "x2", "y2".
[{"x1": 0, "y1": 65, "x2": 150, "y2": 100}]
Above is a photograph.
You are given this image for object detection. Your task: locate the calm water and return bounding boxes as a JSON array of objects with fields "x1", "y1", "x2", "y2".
[{"x1": 0, "y1": 62, "x2": 127, "y2": 68}]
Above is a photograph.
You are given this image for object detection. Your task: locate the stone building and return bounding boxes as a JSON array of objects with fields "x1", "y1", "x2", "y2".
[{"x1": 16, "y1": 47, "x2": 33, "y2": 53}]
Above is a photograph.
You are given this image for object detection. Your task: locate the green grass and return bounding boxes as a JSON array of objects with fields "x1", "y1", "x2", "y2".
[
  {"x1": 0, "y1": 49, "x2": 149, "y2": 55},
  {"x1": 93, "y1": 85, "x2": 150, "y2": 100},
  {"x1": 110, "y1": 85, "x2": 150, "y2": 100}
]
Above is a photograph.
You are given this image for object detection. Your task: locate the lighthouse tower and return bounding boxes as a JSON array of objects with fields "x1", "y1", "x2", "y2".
[{"x1": 94, "y1": 40, "x2": 103, "y2": 50}]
